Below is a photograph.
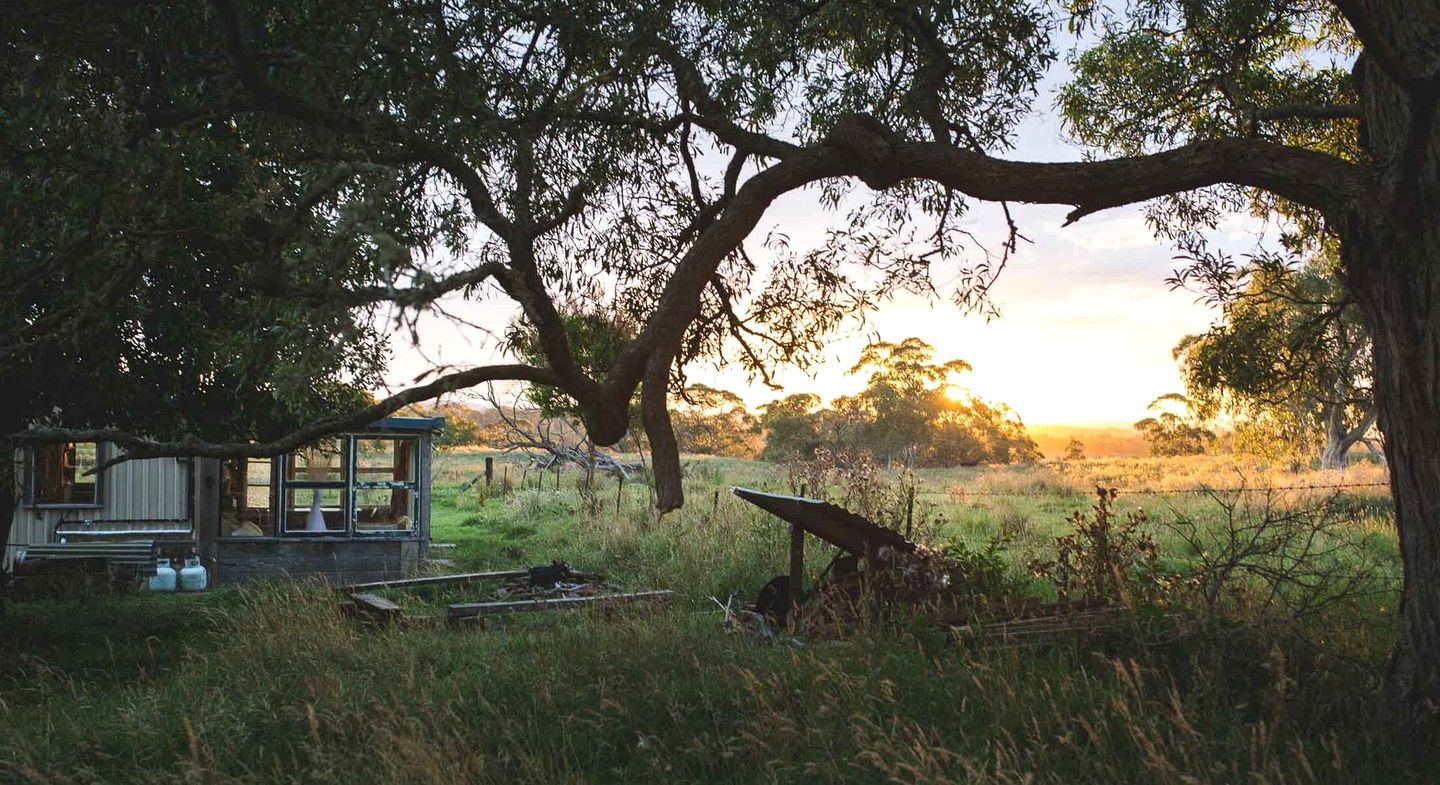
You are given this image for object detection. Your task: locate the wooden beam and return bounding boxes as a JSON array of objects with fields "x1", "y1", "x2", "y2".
[
  {"x1": 788, "y1": 524, "x2": 804, "y2": 610},
  {"x1": 349, "y1": 592, "x2": 403, "y2": 624},
  {"x1": 340, "y1": 569, "x2": 528, "y2": 593},
  {"x1": 447, "y1": 590, "x2": 673, "y2": 622}
]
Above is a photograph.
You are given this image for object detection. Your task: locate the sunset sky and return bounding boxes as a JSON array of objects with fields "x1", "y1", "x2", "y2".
[{"x1": 386, "y1": 67, "x2": 1278, "y2": 427}]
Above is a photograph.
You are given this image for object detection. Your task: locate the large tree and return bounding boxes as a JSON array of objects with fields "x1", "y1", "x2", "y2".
[
  {"x1": 5, "y1": 0, "x2": 1440, "y2": 725},
  {"x1": 1174, "y1": 250, "x2": 1374, "y2": 468},
  {"x1": 828, "y1": 337, "x2": 1037, "y2": 466}
]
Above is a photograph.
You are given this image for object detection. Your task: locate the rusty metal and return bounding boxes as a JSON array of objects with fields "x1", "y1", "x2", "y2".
[
  {"x1": 734, "y1": 487, "x2": 928, "y2": 626},
  {"x1": 731, "y1": 488, "x2": 917, "y2": 559}
]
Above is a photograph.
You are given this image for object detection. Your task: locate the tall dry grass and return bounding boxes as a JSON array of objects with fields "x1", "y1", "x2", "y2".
[{"x1": 0, "y1": 454, "x2": 1423, "y2": 784}]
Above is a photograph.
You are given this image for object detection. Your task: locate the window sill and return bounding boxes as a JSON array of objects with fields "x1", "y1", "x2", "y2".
[{"x1": 218, "y1": 534, "x2": 421, "y2": 543}]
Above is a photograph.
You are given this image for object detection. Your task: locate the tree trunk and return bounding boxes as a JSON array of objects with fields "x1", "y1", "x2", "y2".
[
  {"x1": 1318, "y1": 403, "x2": 1377, "y2": 470},
  {"x1": 1345, "y1": 47, "x2": 1440, "y2": 733},
  {"x1": 1360, "y1": 256, "x2": 1440, "y2": 735},
  {"x1": 0, "y1": 444, "x2": 16, "y2": 583}
]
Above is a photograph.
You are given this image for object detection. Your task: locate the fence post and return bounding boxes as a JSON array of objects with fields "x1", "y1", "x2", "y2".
[
  {"x1": 904, "y1": 485, "x2": 915, "y2": 540},
  {"x1": 485, "y1": 457, "x2": 493, "y2": 487},
  {"x1": 790, "y1": 483, "x2": 806, "y2": 611},
  {"x1": 616, "y1": 475, "x2": 624, "y2": 517}
]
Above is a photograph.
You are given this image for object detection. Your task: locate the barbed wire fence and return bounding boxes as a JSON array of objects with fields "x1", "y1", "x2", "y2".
[{"x1": 916, "y1": 481, "x2": 1392, "y2": 499}]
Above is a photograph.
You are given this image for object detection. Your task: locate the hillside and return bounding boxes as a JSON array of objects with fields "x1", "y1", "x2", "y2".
[{"x1": 1026, "y1": 422, "x2": 1150, "y2": 458}]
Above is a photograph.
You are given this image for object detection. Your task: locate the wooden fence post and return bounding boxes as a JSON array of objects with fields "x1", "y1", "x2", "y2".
[
  {"x1": 790, "y1": 483, "x2": 806, "y2": 610},
  {"x1": 904, "y1": 485, "x2": 915, "y2": 540}
]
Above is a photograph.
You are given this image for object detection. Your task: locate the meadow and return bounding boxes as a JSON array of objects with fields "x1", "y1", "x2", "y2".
[{"x1": 0, "y1": 452, "x2": 1428, "y2": 784}]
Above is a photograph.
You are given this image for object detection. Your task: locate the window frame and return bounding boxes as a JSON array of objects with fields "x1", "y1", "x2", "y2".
[
  {"x1": 259, "y1": 434, "x2": 422, "y2": 539},
  {"x1": 278, "y1": 439, "x2": 351, "y2": 537},
  {"x1": 218, "y1": 456, "x2": 280, "y2": 539},
  {"x1": 349, "y1": 435, "x2": 421, "y2": 537},
  {"x1": 24, "y1": 441, "x2": 105, "y2": 510}
]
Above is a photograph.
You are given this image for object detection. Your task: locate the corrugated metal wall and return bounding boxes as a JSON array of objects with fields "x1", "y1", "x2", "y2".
[
  {"x1": 5, "y1": 449, "x2": 193, "y2": 570},
  {"x1": 105, "y1": 457, "x2": 190, "y2": 521}
]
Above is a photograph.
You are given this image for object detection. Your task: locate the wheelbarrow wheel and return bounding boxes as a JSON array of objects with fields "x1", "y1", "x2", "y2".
[{"x1": 755, "y1": 575, "x2": 792, "y2": 627}]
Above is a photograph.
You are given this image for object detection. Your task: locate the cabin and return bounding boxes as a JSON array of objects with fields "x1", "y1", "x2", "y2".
[{"x1": 5, "y1": 417, "x2": 444, "y2": 585}]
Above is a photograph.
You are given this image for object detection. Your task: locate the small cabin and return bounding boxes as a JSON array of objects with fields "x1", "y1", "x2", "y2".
[{"x1": 6, "y1": 417, "x2": 444, "y2": 585}]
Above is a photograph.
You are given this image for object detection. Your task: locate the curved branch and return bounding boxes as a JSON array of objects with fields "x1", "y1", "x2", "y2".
[
  {"x1": 605, "y1": 117, "x2": 1371, "y2": 510},
  {"x1": 15, "y1": 364, "x2": 559, "y2": 466},
  {"x1": 620, "y1": 118, "x2": 1369, "y2": 389},
  {"x1": 285, "y1": 261, "x2": 511, "y2": 309},
  {"x1": 888, "y1": 134, "x2": 1370, "y2": 225}
]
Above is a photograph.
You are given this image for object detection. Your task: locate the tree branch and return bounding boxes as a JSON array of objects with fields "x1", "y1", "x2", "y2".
[
  {"x1": 1254, "y1": 103, "x2": 1364, "y2": 122},
  {"x1": 15, "y1": 364, "x2": 558, "y2": 467}
]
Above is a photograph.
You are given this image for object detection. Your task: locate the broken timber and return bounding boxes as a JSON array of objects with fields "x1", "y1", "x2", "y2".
[
  {"x1": 447, "y1": 590, "x2": 674, "y2": 623},
  {"x1": 731, "y1": 487, "x2": 917, "y2": 559},
  {"x1": 345, "y1": 592, "x2": 404, "y2": 624},
  {"x1": 340, "y1": 569, "x2": 529, "y2": 594}
]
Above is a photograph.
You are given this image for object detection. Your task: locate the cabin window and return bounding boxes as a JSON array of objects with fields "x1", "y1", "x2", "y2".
[
  {"x1": 213, "y1": 435, "x2": 424, "y2": 537},
  {"x1": 352, "y1": 437, "x2": 418, "y2": 534},
  {"x1": 219, "y1": 457, "x2": 276, "y2": 537},
  {"x1": 282, "y1": 438, "x2": 349, "y2": 533},
  {"x1": 28, "y1": 442, "x2": 102, "y2": 507}
]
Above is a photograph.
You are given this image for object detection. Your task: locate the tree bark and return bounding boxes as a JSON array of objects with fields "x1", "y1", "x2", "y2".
[
  {"x1": 0, "y1": 440, "x2": 17, "y2": 583},
  {"x1": 1346, "y1": 48, "x2": 1440, "y2": 734},
  {"x1": 1358, "y1": 248, "x2": 1440, "y2": 735},
  {"x1": 1319, "y1": 404, "x2": 1377, "y2": 470}
]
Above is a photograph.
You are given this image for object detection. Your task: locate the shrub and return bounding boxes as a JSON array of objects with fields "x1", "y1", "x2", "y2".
[{"x1": 1029, "y1": 487, "x2": 1160, "y2": 604}]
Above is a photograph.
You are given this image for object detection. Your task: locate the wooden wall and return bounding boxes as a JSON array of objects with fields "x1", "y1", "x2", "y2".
[{"x1": 213, "y1": 538, "x2": 420, "y2": 585}]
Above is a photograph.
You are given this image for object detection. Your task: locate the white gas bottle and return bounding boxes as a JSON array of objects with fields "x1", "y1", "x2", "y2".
[
  {"x1": 178, "y1": 556, "x2": 208, "y2": 592},
  {"x1": 150, "y1": 558, "x2": 178, "y2": 592}
]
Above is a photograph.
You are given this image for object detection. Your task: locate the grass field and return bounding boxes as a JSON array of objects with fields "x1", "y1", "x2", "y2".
[{"x1": 1, "y1": 452, "x2": 1429, "y2": 784}]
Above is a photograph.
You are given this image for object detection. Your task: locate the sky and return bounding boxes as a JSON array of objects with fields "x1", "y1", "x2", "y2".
[{"x1": 383, "y1": 65, "x2": 1278, "y2": 428}]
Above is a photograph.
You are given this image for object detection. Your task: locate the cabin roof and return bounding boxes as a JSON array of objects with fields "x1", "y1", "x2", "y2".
[{"x1": 366, "y1": 416, "x2": 446, "y2": 432}]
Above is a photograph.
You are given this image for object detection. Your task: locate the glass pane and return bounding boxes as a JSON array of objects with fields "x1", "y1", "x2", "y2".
[
  {"x1": 354, "y1": 437, "x2": 417, "y2": 483},
  {"x1": 284, "y1": 486, "x2": 346, "y2": 532},
  {"x1": 33, "y1": 442, "x2": 98, "y2": 505},
  {"x1": 289, "y1": 438, "x2": 347, "y2": 483},
  {"x1": 220, "y1": 458, "x2": 276, "y2": 537},
  {"x1": 354, "y1": 486, "x2": 416, "y2": 533}
]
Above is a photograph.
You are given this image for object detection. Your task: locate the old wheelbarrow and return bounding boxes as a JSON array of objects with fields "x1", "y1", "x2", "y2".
[{"x1": 733, "y1": 487, "x2": 928, "y2": 625}]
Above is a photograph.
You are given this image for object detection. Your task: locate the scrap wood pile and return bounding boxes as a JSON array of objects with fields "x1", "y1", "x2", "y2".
[
  {"x1": 732, "y1": 487, "x2": 1129, "y2": 644},
  {"x1": 337, "y1": 561, "x2": 672, "y2": 627}
]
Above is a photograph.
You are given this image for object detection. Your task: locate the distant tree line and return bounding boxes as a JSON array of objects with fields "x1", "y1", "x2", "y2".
[
  {"x1": 759, "y1": 338, "x2": 1038, "y2": 467},
  {"x1": 1135, "y1": 248, "x2": 1377, "y2": 467}
]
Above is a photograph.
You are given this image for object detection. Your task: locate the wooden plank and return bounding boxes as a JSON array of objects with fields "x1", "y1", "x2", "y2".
[
  {"x1": 447, "y1": 590, "x2": 674, "y2": 621},
  {"x1": 788, "y1": 524, "x2": 805, "y2": 608},
  {"x1": 341, "y1": 569, "x2": 528, "y2": 593},
  {"x1": 731, "y1": 487, "x2": 916, "y2": 557},
  {"x1": 214, "y1": 538, "x2": 410, "y2": 584},
  {"x1": 349, "y1": 592, "x2": 403, "y2": 624},
  {"x1": 194, "y1": 458, "x2": 221, "y2": 581}
]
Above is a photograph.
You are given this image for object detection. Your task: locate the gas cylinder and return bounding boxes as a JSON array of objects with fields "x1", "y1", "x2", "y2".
[
  {"x1": 149, "y1": 558, "x2": 178, "y2": 592},
  {"x1": 178, "y1": 555, "x2": 208, "y2": 592}
]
